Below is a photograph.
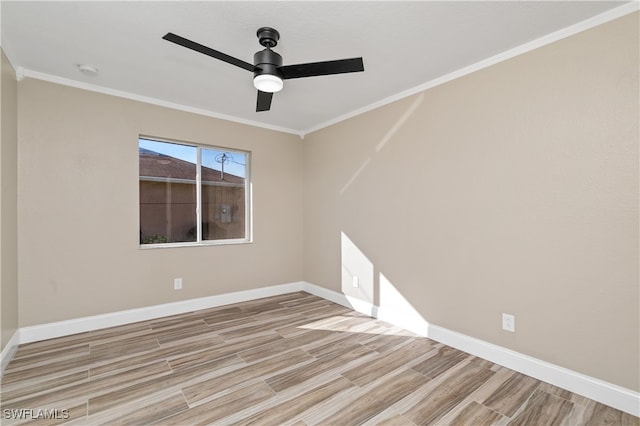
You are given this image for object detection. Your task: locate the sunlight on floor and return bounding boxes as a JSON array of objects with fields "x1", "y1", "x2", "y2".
[{"x1": 296, "y1": 314, "x2": 416, "y2": 337}]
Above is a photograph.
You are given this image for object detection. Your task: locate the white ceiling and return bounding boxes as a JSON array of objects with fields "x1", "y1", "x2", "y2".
[{"x1": 1, "y1": 1, "x2": 634, "y2": 136}]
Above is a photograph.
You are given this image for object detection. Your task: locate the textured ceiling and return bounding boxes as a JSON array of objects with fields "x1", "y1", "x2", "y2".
[{"x1": 1, "y1": 1, "x2": 634, "y2": 135}]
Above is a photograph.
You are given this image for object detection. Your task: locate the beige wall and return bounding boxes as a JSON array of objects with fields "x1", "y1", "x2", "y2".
[
  {"x1": 1, "y1": 49, "x2": 19, "y2": 351},
  {"x1": 303, "y1": 13, "x2": 639, "y2": 391},
  {"x1": 17, "y1": 79, "x2": 303, "y2": 326},
  {"x1": 10, "y1": 11, "x2": 639, "y2": 393}
]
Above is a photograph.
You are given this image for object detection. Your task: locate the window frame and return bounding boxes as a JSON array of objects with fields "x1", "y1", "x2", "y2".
[{"x1": 138, "y1": 135, "x2": 252, "y2": 249}]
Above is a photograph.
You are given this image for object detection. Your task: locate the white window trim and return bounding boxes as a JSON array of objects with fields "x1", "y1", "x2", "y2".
[{"x1": 138, "y1": 136, "x2": 253, "y2": 248}]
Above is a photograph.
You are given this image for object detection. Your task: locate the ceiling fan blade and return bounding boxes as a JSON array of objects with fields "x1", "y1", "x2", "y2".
[
  {"x1": 256, "y1": 90, "x2": 273, "y2": 112},
  {"x1": 279, "y1": 57, "x2": 364, "y2": 80},
  {"x1": 163, "y1": 32, "x2": 255, "y2": 72}
]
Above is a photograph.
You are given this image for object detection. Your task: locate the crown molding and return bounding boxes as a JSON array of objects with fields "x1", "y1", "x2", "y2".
[
  {"x1": 301, "y1": 2, "x2": 640, "y2": 137},
  {"x1": 20, "y1": 69, "x2": 304, "y2": 138},
  {"x1": 9, "y1": 2, "x2": 638, "y2": 140}
]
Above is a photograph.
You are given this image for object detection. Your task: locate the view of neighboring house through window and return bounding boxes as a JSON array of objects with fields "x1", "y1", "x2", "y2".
[{"x1": 139, "y1": 137, "x2": 250, "y2": 246}]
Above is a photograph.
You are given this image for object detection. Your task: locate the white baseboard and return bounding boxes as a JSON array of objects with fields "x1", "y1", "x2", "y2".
[
  {"x1": 427, "y1": 324, "x2": 640, "y2": 418},
  {"x1": 9, "y1": 280, "x2": 639, "y2": 417},
  {"x1": 1, "y1": 330, "x2": 20, "y2": 376},
  {"x1": 19, "y1": 281, "x2": 304, "y2": 344},
  {"x1": 301, "y1": 283, "x2": 377, "y2": 317},
  {"x1": 300, "y1": 281, "x2": 640, "y2": 417}
]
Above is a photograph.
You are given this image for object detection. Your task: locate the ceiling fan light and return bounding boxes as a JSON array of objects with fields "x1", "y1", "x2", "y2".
[{"x1": 253, "y1": 74, "x2": 283, "y2": 93}]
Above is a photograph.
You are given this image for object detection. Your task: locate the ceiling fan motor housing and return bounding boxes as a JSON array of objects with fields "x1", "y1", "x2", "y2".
[
  {"x1": 257, "y1": 27, "x2": 280, "y2": 48},
  {"x1": 254, "y1": 48, "x2": 283, "y2": 79}
]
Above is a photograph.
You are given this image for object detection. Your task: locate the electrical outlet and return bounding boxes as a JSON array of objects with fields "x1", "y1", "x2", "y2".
[
  {"x1": 174, "y1": 278, "x2": 182, "y2": 290},
  {"x1": 502, "y1": 313, "x2": 515, "y2": 332},
  {"x1": 352, "y1": 276, "x2": 359, "y2": 288}
]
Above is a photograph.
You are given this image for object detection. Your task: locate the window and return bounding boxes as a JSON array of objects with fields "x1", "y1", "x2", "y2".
[{"x1": 139, "y1": 137, "x2": 251, "y2": 246}]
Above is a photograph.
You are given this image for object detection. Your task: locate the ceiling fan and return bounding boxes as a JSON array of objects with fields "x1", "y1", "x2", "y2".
[{"x1": 163, "y1": 27, "x2": 364, "y2": 112}]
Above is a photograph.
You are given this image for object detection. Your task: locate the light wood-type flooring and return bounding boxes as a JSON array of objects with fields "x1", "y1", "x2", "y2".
[{"x1": 1, "y1": 292, "x2": 638, "y2": 425}]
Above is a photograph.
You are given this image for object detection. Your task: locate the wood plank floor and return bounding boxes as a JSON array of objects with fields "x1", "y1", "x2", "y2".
[{"x1": 1, "y1": 292, "x2": 637, "y2": 425}]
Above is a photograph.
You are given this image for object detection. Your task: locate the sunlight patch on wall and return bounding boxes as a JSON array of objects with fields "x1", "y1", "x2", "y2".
[
  {"x1": 375, "y1": 92, "x2": 424, "y2": 152},
  {"x1": 378, "y1": 272, "x2": 429, "y2": 336},
  {"x1": 341, "y1": 232, "x2": 374, "y2": 305},
  {"x1": 340, "y1": 92, "x2": 424, "y2": 196},
  {"x1": 339, "y1": 158, "x2": 371, "y2": 195}
]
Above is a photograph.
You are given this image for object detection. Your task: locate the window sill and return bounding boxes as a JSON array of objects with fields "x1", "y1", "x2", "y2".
[{"x1": 139, "y1": 239, "x2": 252, "y2": 249}]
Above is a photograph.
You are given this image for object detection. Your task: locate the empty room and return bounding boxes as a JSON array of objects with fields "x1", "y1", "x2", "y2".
[{"x1": 1, "y1": 1, "x2": 638, "y2": 425}]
